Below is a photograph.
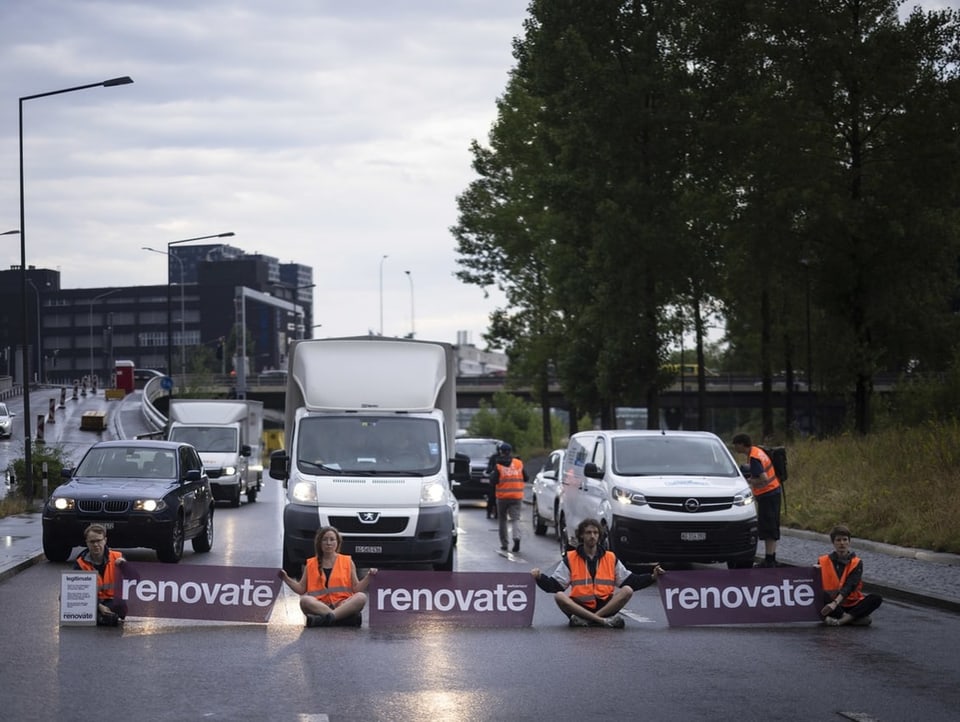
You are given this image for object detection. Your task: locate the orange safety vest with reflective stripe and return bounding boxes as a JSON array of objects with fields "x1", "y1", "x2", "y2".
[
  {"x1": 567, "y1": 550, "x2": 617, "y2": 610},
  {"x1": 750, "y1": 446, "x2": 781, "y2": 496},
  {"x1": 495, "y1": 458, "x2": 525, "y2": 500},
  {"x1": 818, "y1": 553, "x2": 865, "y2": 607},
  {"x1": 305, "y1": 553, "x2": 354, "y2": 607},
  {"x1": 75, "y1": 549, "x2": 122, "y2": 601}
]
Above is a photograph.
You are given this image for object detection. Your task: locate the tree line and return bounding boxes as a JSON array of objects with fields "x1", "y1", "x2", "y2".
[{"x1": 452, "y1": 0, "x2": 960, "y2": 444}]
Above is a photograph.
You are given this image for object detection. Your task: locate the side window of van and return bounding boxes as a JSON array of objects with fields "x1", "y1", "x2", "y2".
[{"x1": 592, "y1": 438, "x2": 606, "y2": 470}]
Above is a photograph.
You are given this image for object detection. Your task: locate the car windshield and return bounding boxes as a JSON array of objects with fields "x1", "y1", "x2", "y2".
[
  {"x1": 296, "y1": 416, "x2": 441, "y2": 475},
  {"x1": 612, "y1": 436, "x2": 740, "y2": 477},
  {"x1": 76, "y1": 447, "x2": 178, "y2": 479},
  {"x1": 456, "y1": 440, "x2": 500, "y2": 462},
  {"x1": 168, "y1": 426, "x2": 238, "y2": 453}
]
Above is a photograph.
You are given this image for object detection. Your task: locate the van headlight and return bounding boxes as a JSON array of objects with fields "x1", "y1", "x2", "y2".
[
  {"x1": 420, "y1": 478, "x2": 446, "y2": 505},
  {"x1": 733, "y1": 487, "x2": 755, "y2": 507},
  {"x1": 612, "y1": 486, "x2": 646, "y2": 506},
  {"x1": 291, "y1": 480, "x2": 319, "y2": 505}
]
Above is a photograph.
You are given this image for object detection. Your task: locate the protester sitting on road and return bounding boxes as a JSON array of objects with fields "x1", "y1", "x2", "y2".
[
  {"x1": 72, "y1": 523, "x2": 127, "y2": 626},
  {"x1": 530, "y1": 517, "x2": 665, "y2": 628},
  {"x1": 278, "y1": 526, "x2": 378, "y2": 628},
  {"x1": 816, "y1": 524, "x2": 883, "y2": 627}
]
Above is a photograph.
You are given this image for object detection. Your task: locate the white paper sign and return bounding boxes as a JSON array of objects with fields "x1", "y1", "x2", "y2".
[{"x1": 60, "y1": 571, "x2": 98, "y2": 626}]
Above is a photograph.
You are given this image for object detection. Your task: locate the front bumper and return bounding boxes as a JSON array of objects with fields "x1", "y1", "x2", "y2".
[
  {"x1": 42, "y1": 509, "x2": 178, "y2": 550},
  {"x1": 610, "y1": 514, "x2": 758, "y2": 565}
]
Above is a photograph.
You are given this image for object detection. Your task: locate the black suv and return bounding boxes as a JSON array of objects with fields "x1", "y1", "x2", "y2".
[
  {"x1": 452, "y1": 437, "x2": 504, "y2": 499},
  {"x1": 42, "y1": 440, "x2": 214, "y2": 563}
]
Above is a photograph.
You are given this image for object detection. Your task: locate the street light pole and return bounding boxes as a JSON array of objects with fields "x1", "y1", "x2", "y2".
[
  {"x1": 379, "y1": 254, "x2": 388, "y2": 335},
  {"x1": 89, "y1": 289, "x2": 120, "y2": 385},
  {"x1": 405, "y1": 270, "x2": 415, "y2": 339},
  {"x1": 19, "y1": 75, "x2": 133, "y2": 497},
  {"x1": 143, "y1": 247, "x2": 187, "y2": 378},
  {"x1": 164, "y1": 232, "x2": 235, "y2": 384}
]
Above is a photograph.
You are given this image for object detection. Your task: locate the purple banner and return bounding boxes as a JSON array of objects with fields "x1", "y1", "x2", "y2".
[
  {"x1": 657, "y1": 567, "x2": 823, "y2": 626},
  {"x1": 369, "y1": 571, "x2": 535, "y2": 627},
  {"x1": 119, "y1": 562, "x2": 283, "y2": 623}
]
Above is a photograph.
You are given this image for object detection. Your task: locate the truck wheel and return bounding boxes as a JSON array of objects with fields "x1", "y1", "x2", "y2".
[
  {"x1": 532, "y1": 497, "x2": 547, "y2": 536},
  {"x1": 246, "y1": 484, "x2": 258, "y2": 503},
  {"x1": 231, "y1": 486, "x2": 242, "y2": 507},
  {"x1": 43, "y1": 536, "x2": 73, "y2": 563},
  {"x1": 434, "y1": 545, "x2": 455, "y2": 572},
  {"x1": 157, "y1": 515, "x2": 185, "y2": 562},
  {"x1": 192, "y1": 508, "x2": 214, "y2": 553}
]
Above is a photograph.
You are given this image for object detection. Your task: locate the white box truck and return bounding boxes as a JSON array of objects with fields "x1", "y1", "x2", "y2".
[
  {"x1": 269, "y1": 337, "x2": 469, "y2": 575},
  {"x1": 167, "y1": 399, "x2": 264, "y2": 506}
]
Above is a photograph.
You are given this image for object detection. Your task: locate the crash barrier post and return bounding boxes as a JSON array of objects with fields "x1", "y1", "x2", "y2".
[
  {"x1": 59, "y1": 387, "x2": 67, "y2": 408},
  {"x1": 48, "y1": 398, "x2": 56, "y2": 424},
  {"x1": 37, "y1": 414, "x2": 45, "y2": 443}
]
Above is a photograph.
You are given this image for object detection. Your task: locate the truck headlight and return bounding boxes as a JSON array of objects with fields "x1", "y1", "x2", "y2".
[
  {"x1": 223, "y1": 466, "x2": 237, "y2": 476},
  {"x1": 290, "y1": 480, "x2": 318, "y2": 505},
  {"x1": 420, "y1": 478, "x2": 446, "y2": 505},
  {"x1": 733, "y1": 487, "x2": 755, "y2": 507},
  {"x1": 612, "y1": 486, "x2": 646, "y2": 506}
]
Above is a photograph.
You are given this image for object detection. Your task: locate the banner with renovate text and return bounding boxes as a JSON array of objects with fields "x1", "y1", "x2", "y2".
[
  {"x1": 119, "y1": 562, "x2": 283, "y2": 623},
  {"x1": 369, "y1": 571, "x2": 535, "y2": 627},
  {"x1": 657, "y1": 567, "x2": 823, "y2": 626}
]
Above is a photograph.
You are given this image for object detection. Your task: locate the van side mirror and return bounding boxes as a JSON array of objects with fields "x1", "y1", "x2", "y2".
[
  {"x1": 584, "y1": 462, "x2": 604, "y2": 479},
  {"x1": 450, "y1": 452, "x2": 470, "y2": 483},
  {"x1": 240, "y1": 444, "x2": 252, "y2": 457},
  {"x1": 270, "y1": 449, "x2": 290, "y2": 484}
]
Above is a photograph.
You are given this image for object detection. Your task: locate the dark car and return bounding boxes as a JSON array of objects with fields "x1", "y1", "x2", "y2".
[
  {"x1": 452, "y1": 437, "x2": 504, "y2": 499},
  {"x1": 42, "y1": 440, "x2": 214, "y2": 563}
]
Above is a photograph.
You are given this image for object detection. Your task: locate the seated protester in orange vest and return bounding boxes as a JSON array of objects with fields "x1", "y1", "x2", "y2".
[
  {"x1": 530, "y1": 518, "x2": 665, "y2": 628},
  {"x1": 816, "y1": 524, "x2": 883, "y2": 627},
  {"x1": 72, "y1": 523, "x2": 128, "y2": 626},
  {"x1": 489, "y1": 442, "x2": 528, "y2": 553},
  {"x1": 732, "y1": 433, "x2": 782, "y2": 567},
  {"x1": 278, "y1": 526, "x2": 378, "y2": 628}
]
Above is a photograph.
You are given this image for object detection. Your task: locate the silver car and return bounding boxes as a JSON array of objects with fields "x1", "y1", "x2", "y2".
[
  {"x1": 532, "y1": 448, "x2": 565, "y2": 537},
  {"x1": 0, "y1": 402, "x2": 15, "y2": 438}
]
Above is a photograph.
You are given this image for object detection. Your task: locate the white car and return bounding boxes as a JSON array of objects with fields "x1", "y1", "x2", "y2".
[
  {"x1": 0, "y1": 402, "x2": 15, "y2": 438},
  {"x1": 531, "y1": 448, "x2": 565, "y2": 537}
]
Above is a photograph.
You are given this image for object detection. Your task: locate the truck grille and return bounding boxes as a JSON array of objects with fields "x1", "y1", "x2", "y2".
[{"x1": 329, "y1": 515, "x2": 409, "y2": 534}]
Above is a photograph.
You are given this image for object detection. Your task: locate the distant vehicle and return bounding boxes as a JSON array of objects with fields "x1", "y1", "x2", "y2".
[
  {"x1": 557, "y1": 430, "x2": 757, "y2": 569},
  {"x1": 532, "y1": 448, "x2": 565, "y2": 537},
  {"x1": 0, "y1": 402, "x2": 15, "y2": 438},
  {"x1": 41, "y1": 440, "x2": 214, "y2": 563},
  {"x1": 662, "y1": 363, "x2": 720, "y2": 378},
  {"x1": 452, "y1": 437, "x2": 504, "y2": 500},
  {"x1": 257, "y1": 369, "x2": 288, "y2": 385}
]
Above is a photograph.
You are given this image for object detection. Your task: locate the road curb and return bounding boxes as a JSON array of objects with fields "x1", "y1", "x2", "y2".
[{"x1": 0, "y1": 551, "x2": 46, "y2": 584}]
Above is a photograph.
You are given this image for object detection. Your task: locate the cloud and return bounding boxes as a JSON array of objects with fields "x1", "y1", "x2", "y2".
[{"x1": 0, "y1": 0, "x2": 525, "y2": 347}]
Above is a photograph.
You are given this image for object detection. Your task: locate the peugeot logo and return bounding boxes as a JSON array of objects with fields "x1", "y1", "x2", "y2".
[
  {"x1": 358, "y1": 512, "x2": 380, "y2": 523},
  {"x1": 683, "y1": 498, "x2": 701, "y2": 512}
]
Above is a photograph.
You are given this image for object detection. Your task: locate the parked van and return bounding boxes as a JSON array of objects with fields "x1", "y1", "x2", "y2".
[{"x1": 558, "y1": 430, "x2": 757, "y2": 568}]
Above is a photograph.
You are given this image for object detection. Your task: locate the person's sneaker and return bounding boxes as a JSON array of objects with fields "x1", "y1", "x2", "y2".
[
  {"x1": 824, "y1": 616, "x2": 842, "y2": 626},
  {"x1": 851, "y1": 615, "x2": 873, "y2": 627},
  {"x1": 603, "y1": 614, "x2": 626, "y2": 629},
  {"x1": 306, "y1": 613, "x2": 336, "y2": 628},
  {"x1": 568, "y1": 615, "x2": 590, "y2": 627},
  {"x1": 512, "y1": 539, "x2": 520, "y2": 553}
]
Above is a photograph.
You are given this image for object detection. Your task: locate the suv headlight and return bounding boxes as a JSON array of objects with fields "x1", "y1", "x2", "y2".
[
  {"x1": 52, "y1": 497, "x2": 76, "y2": 511},
  {"x1": 612, "y1": 486, "x2": 646, "y2": 506},
  {"x1": 733, "y1": 487, "x2": 755, "y2": 507},
  {"x1": 420, "y1": 478, "x2": 446, "y2": 505},
  {"x1": 133, "y1": 499, "x2": 167, "y2": 512},
  {"x1": 290, "y1": 479, "x2": 319, "y2": 505}
]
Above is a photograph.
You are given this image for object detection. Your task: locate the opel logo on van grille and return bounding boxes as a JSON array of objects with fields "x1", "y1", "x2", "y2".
[
  {"x1": 683, "y1": 498, "x2": 701, "y2": 512},
  {"x1": 358, "y1": 512, "x2": 381, "y2": 523}
]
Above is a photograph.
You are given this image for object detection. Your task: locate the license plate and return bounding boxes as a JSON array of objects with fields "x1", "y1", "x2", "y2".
[
  {"x1": 100, "y1": 522, "x2": 115, "y2": 529},
  {"x1": 354, "y1": 545, "x2": 382, "y2": 554},
  {"x1": 681, "y1": 532, "x2": 706, "y2": 541}
]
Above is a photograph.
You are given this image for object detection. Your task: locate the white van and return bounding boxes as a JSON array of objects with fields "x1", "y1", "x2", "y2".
[{"x1": 558, "y1": 430, "x2": 757, "y2": 568}]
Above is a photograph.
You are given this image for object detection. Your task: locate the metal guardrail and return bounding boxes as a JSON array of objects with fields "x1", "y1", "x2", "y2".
[{"x1": 140, "y1": 376, "x2": 167, "y2": 432}]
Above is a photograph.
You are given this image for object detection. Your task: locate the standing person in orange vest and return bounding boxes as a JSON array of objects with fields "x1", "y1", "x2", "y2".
[
  {"x1": 531, "y1": 517, "x2": 665, "y2": 628},
  {"x1": 489, "y1": 442, "x2": 528, "y2": 553},
  {"x1": 73, "y1": 523, "x2": 127, "y2": 626},
  {"x1": 279, "y1": 526, "x2": 378, "y2": 628},
  {"x1": 816, "y1": 524, "x2": 883, "y2": 626},
  {"x1": 732, "y1": 433, "x2": 783, "y2": 567}
]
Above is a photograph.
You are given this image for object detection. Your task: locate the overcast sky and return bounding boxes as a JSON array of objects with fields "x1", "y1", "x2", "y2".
[
  {"x1": 0, "y1": 0, "x2": 529, "y2": 348},
  {"x1": 1, "y1": 2, "x2": 955, "y2": 352}
]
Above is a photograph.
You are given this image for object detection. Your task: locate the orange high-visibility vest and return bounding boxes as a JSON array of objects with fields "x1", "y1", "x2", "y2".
[
  {"x1": 567, "y1": 550, "x2": 617, "y2": 610},
  {"x1": 819, "y1": 554, "x2": 865, "y2": 607},
  {"x1": 75, "y1": 549, "x2": 123, "y2": 601},
  {"x1": 750, "y1": 446, "x2": 781, "y2": 496},
  {"x1": 495, "y1": 458, "x2": 525, "y2": 500},
  {"x1": 305, "y1": 554, "x2": 354, "y2": 607}
]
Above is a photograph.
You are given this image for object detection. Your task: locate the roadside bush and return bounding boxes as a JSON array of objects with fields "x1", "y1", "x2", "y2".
[{"x1": 6, "y1": 442, "x2": 70, "y2": 500}]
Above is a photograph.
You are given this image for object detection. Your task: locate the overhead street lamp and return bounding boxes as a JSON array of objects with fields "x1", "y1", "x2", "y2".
[
  {"x1": 405, "y1": 270, "x2": 415, "y2": 339},
  {"x1": 89, "y1": 289, "x2": 120, "y2": 385},
  {"x1": 379, "y1": 254, "x2": 388, "y2": 336},
  {"x1": 165, "y1": 232, "x2": 235, "y2": 386},
  {"x1": 19, "y1": 75, "x2": 133, "y2": 497}
]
